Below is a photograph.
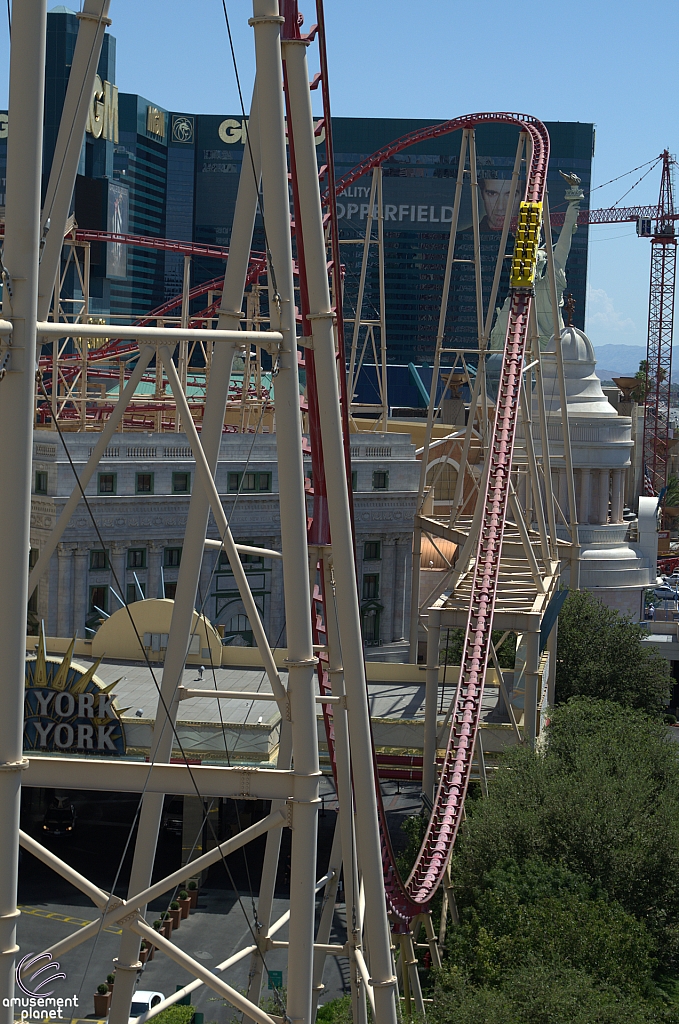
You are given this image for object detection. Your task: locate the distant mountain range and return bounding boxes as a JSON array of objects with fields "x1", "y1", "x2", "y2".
[{"x1": 593, "y1": 344, "x2": 679, "y2": 383}]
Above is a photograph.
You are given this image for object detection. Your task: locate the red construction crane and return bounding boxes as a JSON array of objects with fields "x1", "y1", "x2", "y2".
[{"x1": 638, "y1": 151, "x2": 677, "y2": 495}]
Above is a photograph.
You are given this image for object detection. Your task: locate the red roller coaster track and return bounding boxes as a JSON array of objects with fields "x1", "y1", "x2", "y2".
[{"x1": 306, "y1": 112, "x2": 549, "y2": 922}]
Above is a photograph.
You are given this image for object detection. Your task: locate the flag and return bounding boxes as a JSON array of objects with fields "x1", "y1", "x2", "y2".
[{"x1": 644, "y1": 466, "x2": 656, "y2": 497}]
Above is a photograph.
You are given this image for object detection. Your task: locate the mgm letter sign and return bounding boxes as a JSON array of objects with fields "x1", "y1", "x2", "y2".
[
  {"x1": 24, "y1": 635, "x2": 126, "y2": 756},
  {"x1": 85, "y1": 74, "x2": 118, "y2": 144}
]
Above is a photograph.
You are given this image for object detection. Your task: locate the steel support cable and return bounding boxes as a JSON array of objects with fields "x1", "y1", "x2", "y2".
[{"x1": 309, "y1": 112, "x2": 549, "y2": 922}]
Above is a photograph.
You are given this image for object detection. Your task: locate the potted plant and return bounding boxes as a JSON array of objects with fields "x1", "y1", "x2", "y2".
[
  {"x1": 187, "y1": 879, "x2": 199, "y2": 909},
  {"x1": 178, "y1": 890, "x2": 191, "y2": 919},
  {"x1": 160, "y1": 911, "x2": 173, "y2": 939},
  {"x1": 139, "y1": 940, "x2": 150, "y2": 965},
  {"x1": 93, "y1": 984, "x2": 110, "y2": 1017},
  {"x1": 151, "y1": 920, "x2": 162, "y2": 958},
  {"x1": 106, "y1": 973, "x2": 115, "y2": 992},
  {"x1": 169, "y1": 901, "x2": 182, "y2": 930}
]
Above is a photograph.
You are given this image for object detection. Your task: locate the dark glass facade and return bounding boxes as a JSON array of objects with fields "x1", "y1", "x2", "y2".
[
  {"x1": 0, "y1": 13, "x2": 594, "y2": 364},
  {"x1": 110, "y1": 93, "x2": 169, "y2": 316}
]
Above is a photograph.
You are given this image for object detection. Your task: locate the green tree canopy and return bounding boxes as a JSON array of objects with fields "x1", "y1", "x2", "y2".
[
  {"x1": 431, "y1": 964, "x2": 679, "y2": 1024},
  {"x1": 555, "y1": 589, "x2": 671, "y2": 715},
  {"x1": 452, "y1": 699, "x2": 679, "y2": 972}
]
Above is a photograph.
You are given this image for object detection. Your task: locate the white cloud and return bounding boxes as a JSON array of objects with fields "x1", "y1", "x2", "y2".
[{"x1": 586, "y1": 286, "x2": 635, "y2": 334}]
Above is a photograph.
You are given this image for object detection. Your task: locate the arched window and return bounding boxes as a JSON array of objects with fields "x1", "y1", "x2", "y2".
[{"x1": 426, "y1": 458, "x2": 459, "y2": 503}]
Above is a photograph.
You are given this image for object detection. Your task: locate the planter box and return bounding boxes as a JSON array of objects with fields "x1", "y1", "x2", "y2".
[
  {"x1": 188, "y1": 888, "x2": 199, "y2": 909},
  {"x1": 161, "y1": 920, "x2": 173, "y2": 939},
  {"x1": 93, "y1": 992, "x2": 111, "y2": 1018},
  {"x1": 178, "y1": 897, "x2": 191, "y2": 919},
  {"x1": 139, "y1": 948, "x2": 149, "y2": 965},
  {"x1": 169, "y1": 908, "x2": 182, "y2": 930}
]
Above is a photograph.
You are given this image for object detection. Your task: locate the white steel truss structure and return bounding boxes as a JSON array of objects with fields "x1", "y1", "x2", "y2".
[
  {"x1": 1, "y1": 4, "x2": 399, "y2": 1024},
  {"x1": 0, "y1": 3, "x2": 582, "y2": 1024}
]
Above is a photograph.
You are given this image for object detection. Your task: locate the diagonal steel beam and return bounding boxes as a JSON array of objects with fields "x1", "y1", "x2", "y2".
[
  {"x1": 158, "y1": 345, "x2": 285, "y2": 700},
  {"x1": 38, "y1": 0, "x2": 111, "y2": 321},
  {"x1": 130, "y1": 917, "x2": 275, "y2": 1024},
  {"x1": 28, "y1": 810, "x2": 286, "y2": 963}
]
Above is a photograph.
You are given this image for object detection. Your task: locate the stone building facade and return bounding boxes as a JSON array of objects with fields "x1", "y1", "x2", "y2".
[
  {"x1": 526, "y1": 326, "x2": 655, "y2": 619},
  {"x1": 30, "y1": 430, "x2": 417, "y2": 647}
]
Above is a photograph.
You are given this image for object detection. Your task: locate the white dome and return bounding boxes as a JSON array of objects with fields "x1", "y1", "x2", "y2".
[
  {"x1": 541, "y1": 326, "x2": 617, "y2": 418},
  {"x1": 546, "y1": 325, "x2": 595, "y2": 363}
]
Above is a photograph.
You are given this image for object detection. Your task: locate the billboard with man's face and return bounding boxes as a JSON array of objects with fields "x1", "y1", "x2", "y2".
[{"x1": 189, "y1": 116, "x2": 594, "y2": 365}]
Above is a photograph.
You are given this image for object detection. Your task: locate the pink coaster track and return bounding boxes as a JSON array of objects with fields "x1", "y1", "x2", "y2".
[{"x1": 311, "y1": 112, "x2": 550, "y2": 924}]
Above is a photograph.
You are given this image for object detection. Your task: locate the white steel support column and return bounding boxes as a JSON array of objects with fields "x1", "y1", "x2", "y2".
[
  {"x1": 0, "y1": 2, "x2": 47, "y2": 1014},
  {"x1": 546, "y1": 620, "x2": 558, "y2": 706},
  {"x1": 543, "y1": 193, "x2": 580, "y2": 587},
  {"x1": 107, "y1": 85, "x2": 265, "y2": 1024},
  {"x1": 282, "y1": 34, "x2": 398, "y2": 1024},
  {"x1": 376, "y1": 167, "x2": 388, "y2": 428},
  {"x1": 38, "y1": 0, "x2": 110, "y2": 321},
  {"x1": 347, "y1": 168, "x2": 379, "y2": 405},
  {"x1": 176, "y1": 254, "x2": 191, "y2": 431},
  {"x1": 530, "y1": 309, "x2": 559, "y2": 559},
  {"x1": 410, "y1": 131, "x2": 469, "y2": 660},
  {"x1": 523, "y1": 631, "x2": 541, "y2": 748},
  {"x1": 253, "y1": 10, "x2": 319, "y2": 1024},
  {"x1": 321, "y1": 558, "x2": 365, "y2": 1024},
  {"x1": 423, "y1": 606, "x2": 441, "y2": 802},
  {"x1": 246, "y1": 721, "x2": 293, "y2": 1006},
  {"x1": 469, "y1": 132, "x2": 487, "y2": 436}
]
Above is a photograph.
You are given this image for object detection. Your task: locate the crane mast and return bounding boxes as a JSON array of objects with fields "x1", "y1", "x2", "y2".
[{"x1": 642, "y1": 150, "x2": 677, "y2": 495}]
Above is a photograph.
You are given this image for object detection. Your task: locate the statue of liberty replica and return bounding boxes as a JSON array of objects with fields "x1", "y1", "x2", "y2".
[{"x1": 489, "y1": 170, "x2": 585, "y2": 351}]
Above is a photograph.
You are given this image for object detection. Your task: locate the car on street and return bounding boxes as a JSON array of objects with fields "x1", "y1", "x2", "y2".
[
  {"x1": 161, "y1": 797, "x2": 183, "y2": 836},
  {"x1": 130, "y1": 991, "x2": 164, "y2": 1018},
  {"x1": 42, "y1": 797, "x2": 76, "y2": 836}
]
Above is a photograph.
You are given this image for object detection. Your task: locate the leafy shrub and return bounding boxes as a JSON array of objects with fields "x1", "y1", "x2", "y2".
[{"x1": 555, "y1": 590, "x2": 671, "y2": 715}]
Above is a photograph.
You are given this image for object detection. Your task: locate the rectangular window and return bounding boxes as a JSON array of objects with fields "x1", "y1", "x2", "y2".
[
  {"x1": 136, "y1": 472, "x2": 154, "y2": 494},
  {"x1": 351, "y1": 471, "x2": 358, "y2": 492},
  {"x1": 227, "y1": 471, "x2": 272, "y2": 493},
  {"x1": 98, "y1": 473, "x2": 116, "y2": 495},
  {"x1": 172, "y1": 471, "x2": 191, "y2": 494},
  {"x1": 127, "y1": 581, "x2": 146, "y2": 604},
  {"x1": 363, "y1": 574, "x2": 380, "y2": 600},
  {"x1": 35, "y1": 470, "x2": 48, "y2": 494},
  {"x1": 164, "y1": 547, "x2": 182, "y2": 568},
  {"x1": 364, "y1": 541, "x2": 381, "y2": 561},
  {"x1": 89, "y1": 585, "x2": 108, "y2": 614},
  {"x1": 372, "y1": 471, "x2": 389, "y2": 491},
  {"x1": 89, "y1": 549, "x2": 108, "y2": 571},
  {"x1": 164, "y1": 581, "x2": 177, "y2": 599},
  {"x1": 128, "y1": 548, "x2": 146, "y2": 569}
]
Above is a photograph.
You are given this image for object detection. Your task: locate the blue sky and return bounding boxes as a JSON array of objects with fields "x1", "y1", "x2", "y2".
[{"x1": 1, "y1": 0, "x2": 677, "y2": 353}]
